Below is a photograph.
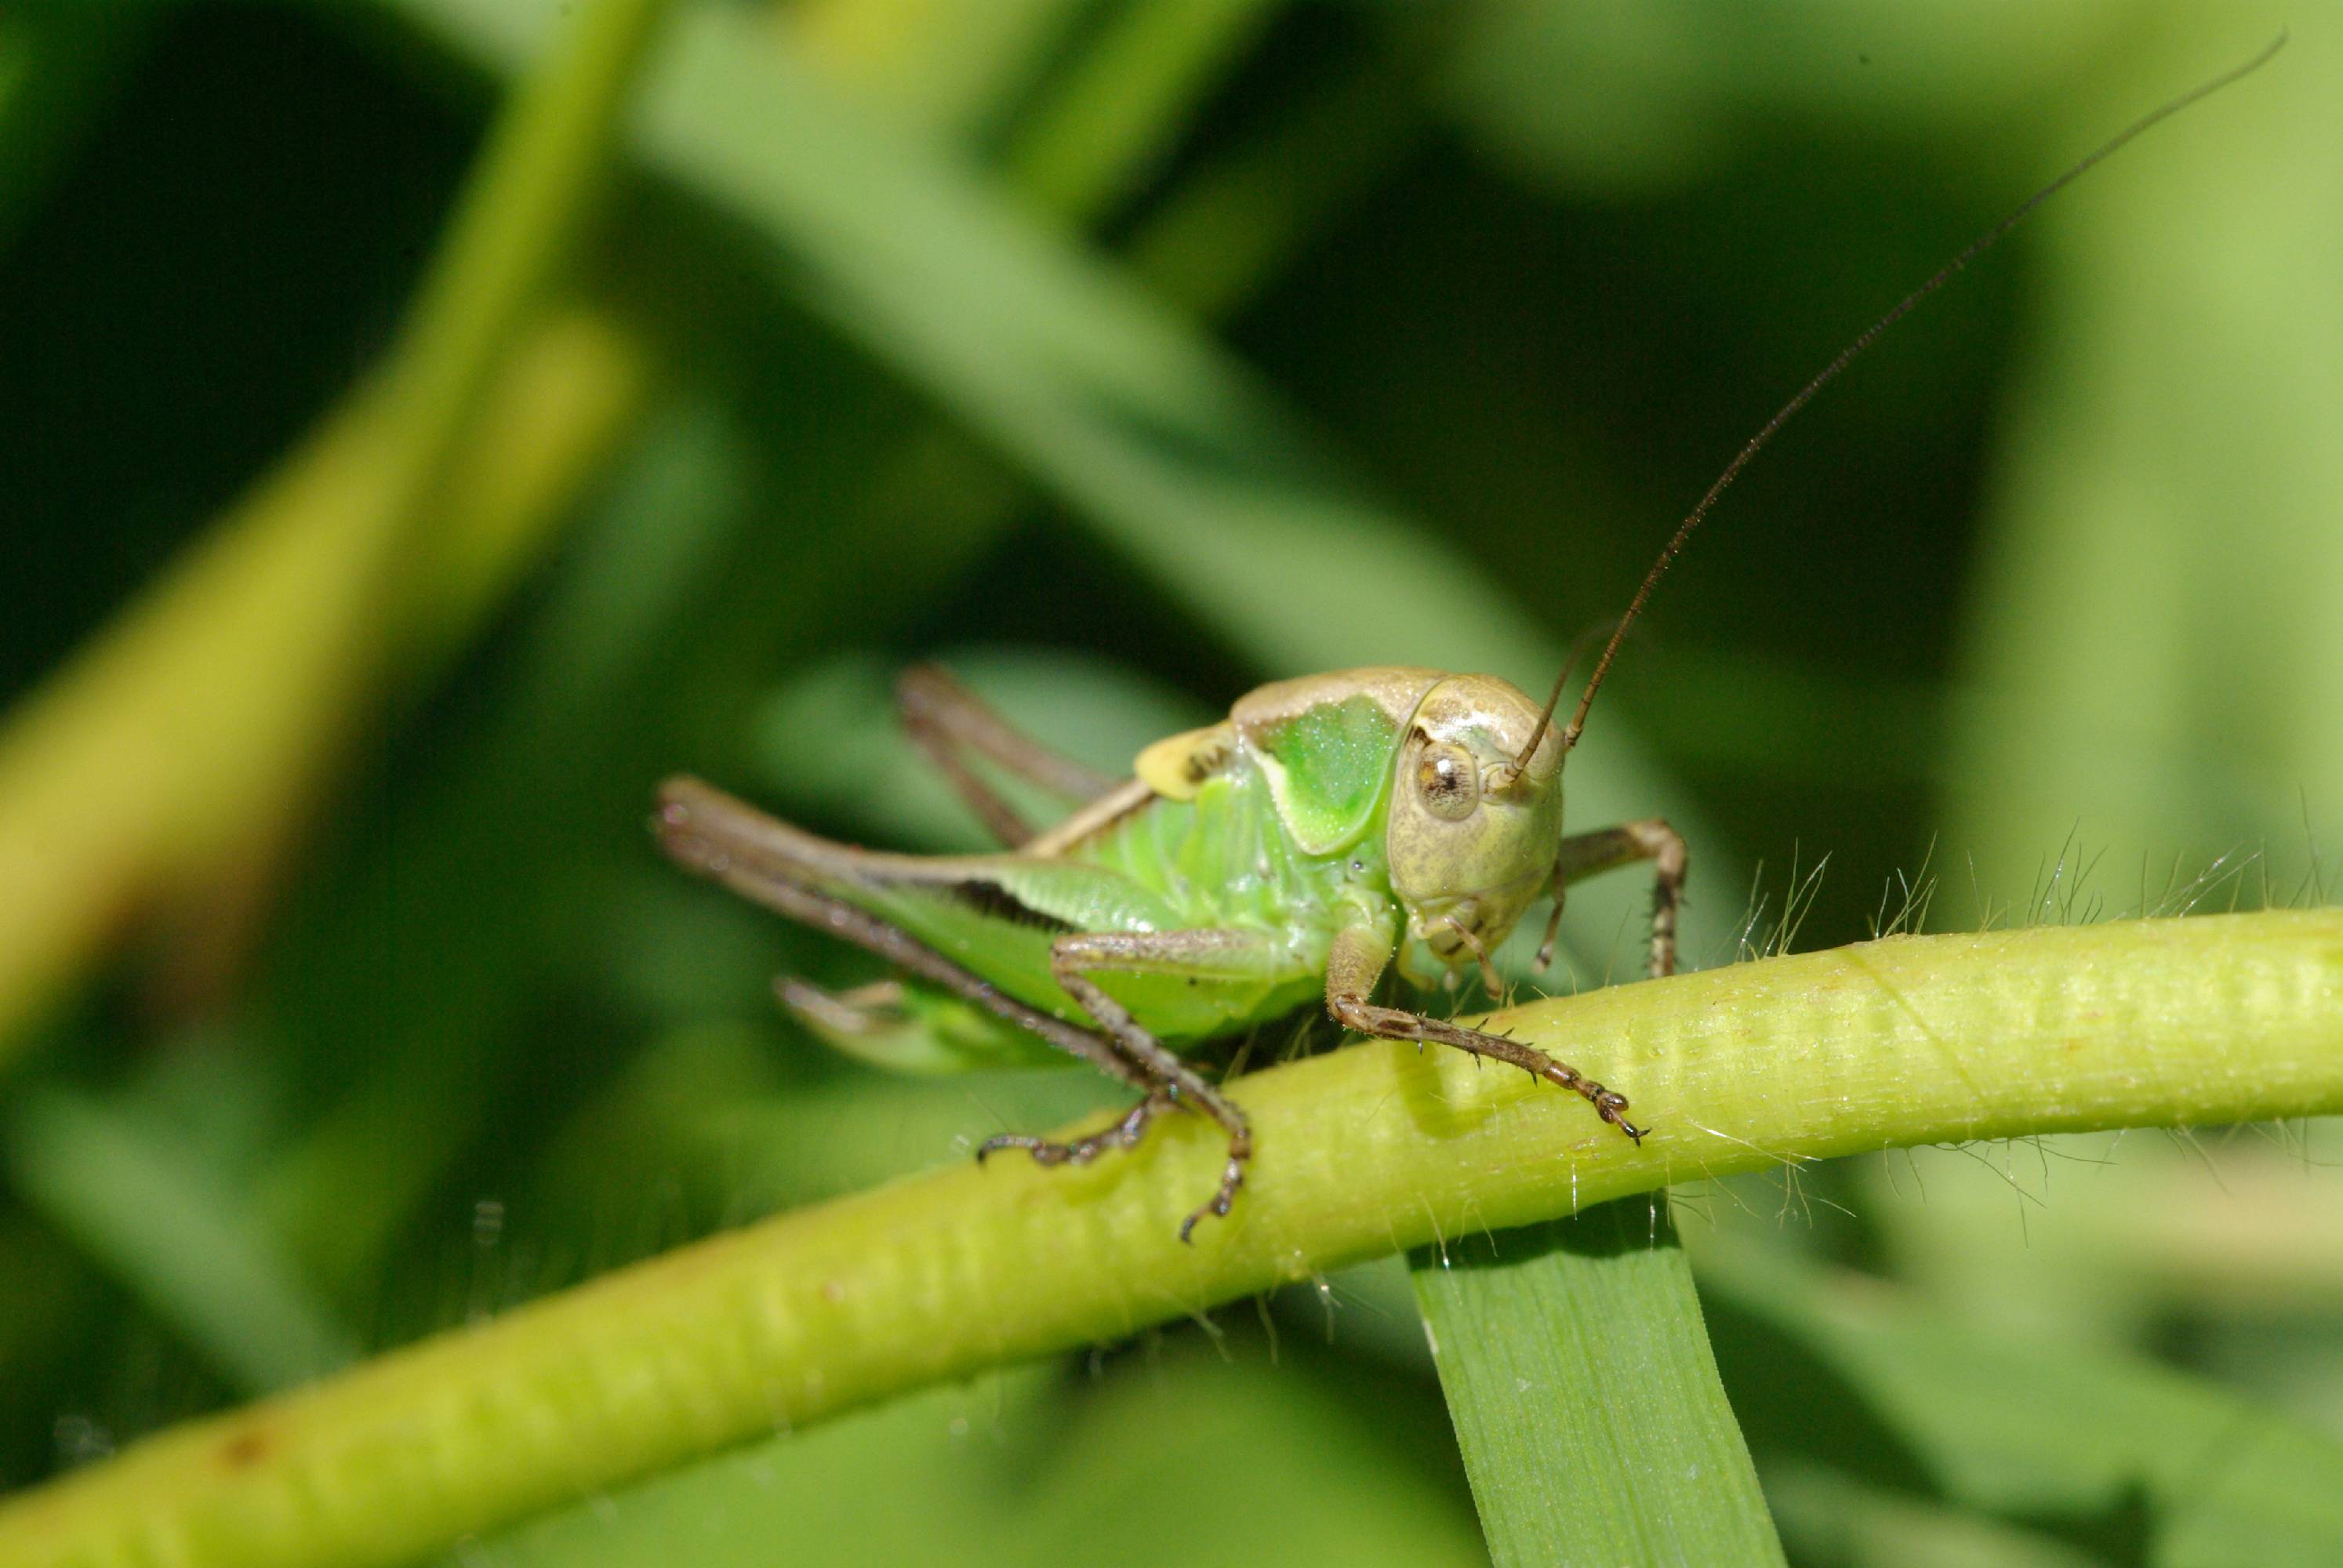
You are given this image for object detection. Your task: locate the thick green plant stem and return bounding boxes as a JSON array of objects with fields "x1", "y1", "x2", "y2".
[
  {"x1": 3, "y1": 912, "x2": 2338, "y2": 1568},
  {"x1": 1411, "y1": 1203, "x2": 1788, "y2": 1568}
]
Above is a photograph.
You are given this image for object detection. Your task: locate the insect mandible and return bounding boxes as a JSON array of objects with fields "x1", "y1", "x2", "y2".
[{"x1": 655, "y1": 39, "x2": 2280, "y2": 1241}]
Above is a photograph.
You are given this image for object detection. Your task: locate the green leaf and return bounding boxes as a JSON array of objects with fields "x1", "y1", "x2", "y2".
[
  {"x1": 1000, "y1": 0, "x2": 1281, "y2": 220},
  {"x1": 1411, "y1": 1200, "x2": 1785, "y2": 1568}
]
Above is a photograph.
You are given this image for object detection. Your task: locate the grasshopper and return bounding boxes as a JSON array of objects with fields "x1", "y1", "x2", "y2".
[{"x1": 656, "y1": 40, "x2": 2279, "y2": 1241}]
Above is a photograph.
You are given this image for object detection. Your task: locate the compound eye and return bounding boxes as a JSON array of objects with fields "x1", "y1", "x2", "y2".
[{"x1": 1415, "y1": 742, "x2": 1480, "y2": 821}]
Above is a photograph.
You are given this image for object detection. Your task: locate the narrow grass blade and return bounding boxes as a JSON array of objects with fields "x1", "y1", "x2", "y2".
[{"x1": 1411, "y1": 1200, "x2": 1785, "y2": 1568}]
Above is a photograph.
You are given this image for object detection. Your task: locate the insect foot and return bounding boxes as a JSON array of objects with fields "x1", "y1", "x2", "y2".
[
  {"x1": 1523, "y1": 1051, "x2": 1647, "y2": 1143},
  {"x1": 976, "y1": 1090, "x2": 1253, "y2": 1244},
  {"x1": 1330, "y1": 997, "x2": 1649, "y2": 1144},
  {"x1": 976, "y1": 1088, "x2": 1179, "y2": 1169},
  {"x1": 1589, "y1": 1085, "x2": 1647, "y2": 1144},
  {"x1": 1179, "y1": 1129, "x2": 1251, "y2": 1246}
]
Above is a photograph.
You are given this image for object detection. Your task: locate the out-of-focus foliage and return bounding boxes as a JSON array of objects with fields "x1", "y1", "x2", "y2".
[{"x1": 0, "y1": 1, "x2": 2337, "y2": 1564}]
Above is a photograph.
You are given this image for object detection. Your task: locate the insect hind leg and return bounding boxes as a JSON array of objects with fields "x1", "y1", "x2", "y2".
[
  {"x1": 895, "y1": 663, "x2": 1117, "y2": 848},
  {"x1": 657, "y1": 778, "x2": 1152, "y2": 1092},
  {"x1": 661, "y1": 776, "x2": 1266, "y2": 1240}
]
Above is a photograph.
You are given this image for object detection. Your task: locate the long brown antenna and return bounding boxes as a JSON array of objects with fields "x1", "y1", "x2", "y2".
[
  {"x1": 1529, "y1": 31, "x2": 2283, "y2": 763},
  {"x1": 1494, "y1": 618, "x2": 1618, "y2": 785}
]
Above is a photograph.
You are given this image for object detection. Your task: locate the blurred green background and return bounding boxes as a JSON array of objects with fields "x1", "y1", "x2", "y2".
[{"x1": 2, "y1": 0, "x2": 2338, "y2": 1563}]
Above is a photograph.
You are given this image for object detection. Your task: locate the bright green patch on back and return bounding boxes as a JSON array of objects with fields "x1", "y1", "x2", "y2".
[{"x1": 1253, "y1": 693, "x2": 1399, "y2": 855}]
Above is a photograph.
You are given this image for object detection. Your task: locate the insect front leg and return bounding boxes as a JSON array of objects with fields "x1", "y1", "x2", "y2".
[
  {"x1": 1024, "y1": 929, "x2": 1284, "y2": 1242},
  {"x1": 895, "y1": 663, "x2": 1117, "y2": 848},
  {"x1": 1324, "y1": 924, "x2": 1646, "y2": 1142},
  {"x1": 1540, "y1": 818, "x2": 1688, "y2": 979}
]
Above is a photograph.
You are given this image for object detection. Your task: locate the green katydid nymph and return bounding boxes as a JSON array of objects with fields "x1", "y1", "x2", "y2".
[
  {"x1": 660, "y1": 663, "x2": 1675, "y2": 1240},
  {"x1": 656, "y1": 39, "x2": 2280, "y2": 1241}
]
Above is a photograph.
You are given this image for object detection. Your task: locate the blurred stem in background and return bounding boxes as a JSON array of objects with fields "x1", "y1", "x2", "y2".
[{"x1": 0, "y1": 0, "x2": 674, "y2": 1063}]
